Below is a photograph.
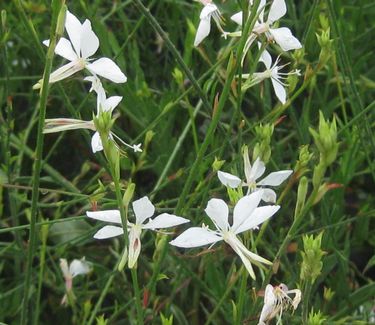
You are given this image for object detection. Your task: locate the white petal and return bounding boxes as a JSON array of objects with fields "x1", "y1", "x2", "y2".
[
  {"x1": 86, "y1": 209, "x2": 121, "y2": 224},
  {"x1": 93, "y1": 225, "x2": 123, "y2": 239},
  {"x1": 271, "y1": 75, "x2": 287, "y2": 104},
  {"x1": 217, "y1": 171, "x2": 241, "y2": 188},
  {"x1": 132, "y1": 196, "x2": 155, "y2": 225},
  {"x1": 102, "y1": 96, "x2": 123, "y2": 113},
  {"x1": 48, "y1": 60, "x2": 84, "y2": 84},
  {"x1": 264, "y1": 284, "x2": 277, "y2": 305},
  {"x1": 44, "y1": 38, "x2": 77, "y2": 61},
  {"x1": 80, "y1": 19, "x2": 99, "y2": 59},
  {"x1": 91, "y1": 131, "x2": 103, "y2": 153},
  {"x1": 260, "y1": 188, "x2": 277, "y2": 203},
  {"x1": 169, "y1": 227, "x2": 222, "y2": 248},
  {"x1": 229, "y1": 240, "x2": 256, "y2": 279},
  {"x1": 232, "y1": 191, "x2": 263, "y2": 232},
  {"x1": 86, "y1": 58, "x2": 127, "y2": 83},
  {"x1": 194, "y1": 17, "x2": 211, "y2": 47},
  {"x1": 231, "y1": 11, "x2": 243, "y2": 26},
  {"x1": 249, "y1": 157, "x2": 266, "y2": 183},
  {"x1": 234, "y1": 205, "x2": 280, "y2": 234},
  {"x1": 270, "y1": 27, "x2": 302, "y2": 51},
  {"x1": 200, "y1": 3, "x2": 218, "y2": 19},
  {"x1": 258, "y1": 0, "x2": 267, "y2": 22},
  {"x1": 267, "y1": 0, "x2": 286, "y2": 24},
  {"x1": 243, "y1": 146, "x2": 253, "y2": 184},
  {"x1": 69, "y1": 258, "x2": 91, "y2": 277},
  {"x1": 205, "y1": 198, "x2": 229, "y2": 231},
  {"x1": 142, "y1": 213, "x2": 190, "y2": 230},
  {"x1": 259, "y1": 47, "x2": 272, "y2": 70},
  {"x1": 128, "y1": 227, "x2": 142, "y2": 268},
  {"x1": 59, "y1": 258, "x2": 70, "y2": 278},
  {"x1": 258, "y1": 170, "x2": 293, "y2": 186},
  {"x1": 235, "y1": 238, "x2": 273, "y2": 266},
  {"x1": 65, "y1": 10, "x2": 83, "y2": 56}
]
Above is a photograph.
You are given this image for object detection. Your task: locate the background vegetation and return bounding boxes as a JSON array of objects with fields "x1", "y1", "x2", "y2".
[{"x1": 0, "y1": 0, "x2": 374, "y2": 324}]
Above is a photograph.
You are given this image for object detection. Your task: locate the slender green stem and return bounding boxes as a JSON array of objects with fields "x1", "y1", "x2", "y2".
[
  {"x1": 20, "y1": 2, "x2": 65, "y2": 324},
  {"x1": 235, "y1": 269, "x2": 248, "y2": 325},
  {"x1": 302, "y1": 281, "x2": 312, "y2": 324},
  {"x1": 33, "y1": 224, "x2": 49, "y2": 325}
]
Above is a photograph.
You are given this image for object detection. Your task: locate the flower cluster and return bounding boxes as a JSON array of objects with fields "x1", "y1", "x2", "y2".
[
  {"x1": 194, "y1": 0, "x2": 302, "y2": 104},
  {"x1": 37, "y1": 10, "x2": 141, "y2": 154},
  {"x1": 34, "y1": 5, "x2": 305, "y2": 323}
]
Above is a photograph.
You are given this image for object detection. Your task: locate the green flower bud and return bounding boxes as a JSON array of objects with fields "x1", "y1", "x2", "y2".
[
  {"x1": 294, "y1": 176, "x2": 308, "y2": 219},
  {"x1": 123, "y1": 183, "x2": 136, "y2": 207},
  {"x1": 307, "y1": 309, "x2": 327, "y2": 325},
  {"x1": 56, "y1": 5, "x2": 67, "y2": 39},
  {"x1": 309, "y1": 111, "x2": 338, "y2": 166},
  {"x1": 212, "y1": 157, "x2": 225, "y2": 172},
  {"x1": 118, "y1": 247, "x2": 128, "y2": 272},
  {"x1": 252, "y1": 123, "x2": 274, "y2": 163},
  {"x1": 300, "y1": 233, "x2": 325, "y2": 283}
]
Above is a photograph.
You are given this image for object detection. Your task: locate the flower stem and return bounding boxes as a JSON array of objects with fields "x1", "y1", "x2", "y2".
[
  {"x1": 20, "y1": 2, "x2": 65, "y2": 324},
  {"x1": 302, "y1": 280, "x2": 312, "y2": 324}
]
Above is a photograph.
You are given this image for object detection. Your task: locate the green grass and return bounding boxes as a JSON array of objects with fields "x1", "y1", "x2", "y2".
[{"x1": 0, "y1": 0, "x2": 374, "y2": 324}]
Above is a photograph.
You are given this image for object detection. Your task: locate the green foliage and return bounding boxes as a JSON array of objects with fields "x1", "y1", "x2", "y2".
[{"x1": 0, "y1": 0, "x2": 374, "y2": 324}]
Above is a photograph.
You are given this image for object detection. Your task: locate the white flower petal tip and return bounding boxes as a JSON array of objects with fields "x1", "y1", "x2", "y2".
[
  {"x1": 169, "y1": 227, "x2": 222, "y2": 248},
  {"x1": 86, "y1": 58, "x2": 127, "y2": 83},
  {"x1": 86, "y1": 210, "x2": 122, "y2": 224},
  {"x1": 217, "y1": 171, "x2": 241, "y2": 188},
  {"x1": 205, "y1": 198, "x2": 229, "y2": 231},
  {"x1": 231, "y1": 11, "x2": 243, "y2": 26},
  {"x1": 132, "y1": 196, "x2": 155, "y2": 224},
  {"x1": 91, "y1": 131, "x2": 103, "y2": 153},
  {"x1": 194, "y1": 2, "x2": 222, "y2": 47},
  {"x1": 270, "y1": 27, "x2": 302, "y2": 51},
  {"x1": 258, "y1": 170, "x2": 293, "y2": 186},
  {"x1": 93, "y1": 225, "x2": 124, "y2": 239},
  {"x1": 143, "y1": 213, "x2": 190, "y2": 230}
]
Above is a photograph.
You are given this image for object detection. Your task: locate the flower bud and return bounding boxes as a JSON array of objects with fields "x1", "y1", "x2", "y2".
[
  {"x1": 309, "y1": 111, "x2": 338, "y2": 166},
  {"x1": 252, "y1": 124, "x2": 274, "y2": 163},
  {"x1": 123, "y1": 183, "x2": 136, "y2": 207},
  {"x1": 300, "y1": 233, "x2": 325, "y2": 283},
  {"x1": 294, "y1": 176, "x2": 308, "y2": 219},
  {"x1": 118, "y1": 247, "x2": 128, "y2": 272},
  {"x1": 212, "y1": 157, "x2": 225, "y2": 172},
  {"x1": 308, "y1": 309, "x2": 327, "y2": 325},
  {"x1": 294, "y1": 145, "x2": 313, "y2": 177},
  {"x1": 56, "y1": 5, "x2": 67, "y2": 39}
]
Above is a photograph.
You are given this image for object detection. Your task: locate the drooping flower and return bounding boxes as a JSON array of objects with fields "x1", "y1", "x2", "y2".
[
  {"x1": 258, "y1": 283, "x2": 302, "y2": 325},
  {"x1": 194, "y1": 0, "x2": 225, "y2": 47},
  {"x1": 33, "y1": 10, "x2": 126, "y2": 89},
  {"x1": 170, "y1": 191, "x2": 280, "y2": 279},
  {"x1": 241, "y1": 48, "x2": 301, "y2": 104},
  {"x1": 86, "y1": 196, "x2": 189, "y2": 268},
  {"x1": 231, "y1": 0, "x2": 302, "y2": 52},
  {"x1": 218, "y1": 146, "x2": 292, "y2": 202},
  {"x1": 59, "y1": 257, "x2": 91, "y2": 305},
  {"x1": 43, "y1": 77, "x2": 142, "y2": 153}
]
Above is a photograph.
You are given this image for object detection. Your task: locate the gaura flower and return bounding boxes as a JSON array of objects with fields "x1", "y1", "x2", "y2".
[
  {"x1": 170, "y1": 191, "x2": 280, "y2": 279},
  {"x1": 194, "y1": 0, "x2": 225, "y2": 47},
  {"x1": 86, "y1": 196, "x2": 189, "y2": 268},
  {"x1": 33, "y1": 10, "x2": 126, "y2": 89},
  {"x1": 59, "y1": 257, "x2": 91, "y2": 305},
  {"x1": 241, "y1": 47, "x2": 301, "y2": 104},
  {"x1": 43, "y1": 77, "x2": 142, "y2": 154},
  {"x1": 230, "y1": 0, "x2": 301, "y2": 59},
  {"x1": 258, "y1": 283, "x2": 302, "y2": 325},
  {"x1": 218, "y1": 146, "x2": 292, "y2": 203}
]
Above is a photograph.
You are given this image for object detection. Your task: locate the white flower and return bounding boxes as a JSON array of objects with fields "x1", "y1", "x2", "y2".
[
  {"x1": 258, "y1": 283, "x2": 302, "y2": 325},
  {"x1": 194, "y1": 0, "x2": 225, "y2": 47},
  {"x1": 217, "y1": 146, "x2": 292, "y2": 203},
  {"x1": 60, "y1": 257, "x2": 91, "y2": 305},
  {"x1": 86, "y1": 196, "x2": 189, "y2": 268},
  {"x1": 43, "y1": 77, "x2": 142, "y2": 154},
  {"x1": 231, "y1": 0, "x2": 302, "y2": 54},
  {"x1": 33, "y1": 10, "x2": 126, "y2": 89},
  {"x1": 241, "y1": 48, "x2": 301, "y2": 104},
  {"x1": 170, "y1": 191, "x2": 280, "y2": 279}
]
